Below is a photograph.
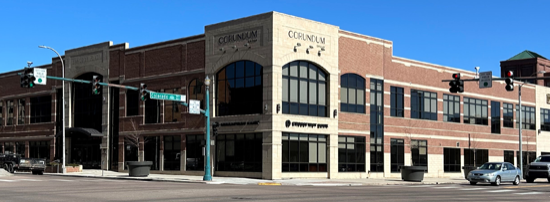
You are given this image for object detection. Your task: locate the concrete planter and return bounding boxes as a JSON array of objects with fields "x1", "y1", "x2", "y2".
[
  {"x1": 127, "y1": 161, "x2": 152, "y2": 177},
  {"x1": 400, "y1": 166, "x2": 427, "y2": 182}
]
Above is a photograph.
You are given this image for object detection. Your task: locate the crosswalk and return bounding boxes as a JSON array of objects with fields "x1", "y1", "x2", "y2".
[{"x1": 405, "y1": 184, "x2": 545, "y2": 195}]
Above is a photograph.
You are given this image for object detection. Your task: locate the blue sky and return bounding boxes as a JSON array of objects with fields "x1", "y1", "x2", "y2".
[{"x1": 1, "y1": 0, "x2": 548, "y2": 76}]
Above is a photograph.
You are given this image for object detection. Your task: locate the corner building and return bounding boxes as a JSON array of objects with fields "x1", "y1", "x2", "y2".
[{"x1": 0, "y1": 12, "x2": 542, "y2": 179}]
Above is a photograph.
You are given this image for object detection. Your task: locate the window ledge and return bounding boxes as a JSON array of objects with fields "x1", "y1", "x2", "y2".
[{"x1": 340, "y1": 111, "x2": 367, "y2": 115}]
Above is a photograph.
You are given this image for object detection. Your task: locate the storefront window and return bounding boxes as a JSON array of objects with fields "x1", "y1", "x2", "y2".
[
  {"x1": 144, "y1": 136, "x2": 160, "y2": 170},
  {"x1": 338, "y1": 136, "x2": 366, "y2": 172},
  {"x1": 464, "y1": 149, "x2": 488, "y2": 167},
  {"x1": 186, "y1": 135, "x2": 204, "y2": 171},
  {"x1": 216, "y1": 133, "x2": 262, "y2": 172},
  {"x1": 444, "y1": 148, "x2": 460, "y2": 172},
  {"x1": 282, "y1": 133, "x2": 327, "y2": 172},
  {"x1": 390, "y1": 139, "x2": 404, "y2": 172},
  {"x1": 16, "y1": 142, "x2": 25, "y2": 157},
  {"x1": 217, "y1": 61, "x2": 263, "y2": 116},
  {"x1": 164, "y1": 135, "x2": 181, "y2": 170},
  {"x1": 29, "y1": 141, "x2": 49, "y2": 160},
  {"x1": 4, "y1": 142, "x2": 14, "y2": 154},
  {"x1": 282, "y1": 61, "x2": 327, "y2": 117},
  {"x1": 411, "y1": 139, "x2": 428, "y2": 172}
]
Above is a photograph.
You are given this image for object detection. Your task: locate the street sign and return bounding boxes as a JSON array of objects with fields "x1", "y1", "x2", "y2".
[
  {"x1": 189, "y1": 99, "x2": 201, "y2": 114},
  {"x1": 149, "y1": 92, "x2": 186, "y2": 102},
  {"x1": 479, "y1": 71, "x2": 492, "y2": 88},
  {"x1": 33, "y1": 68, "x2": 47, "y2": 85}
]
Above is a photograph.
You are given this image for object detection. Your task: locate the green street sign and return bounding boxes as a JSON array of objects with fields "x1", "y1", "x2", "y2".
[{"x1": 149, "y1": 92, "x2": 186, "y2": 102}]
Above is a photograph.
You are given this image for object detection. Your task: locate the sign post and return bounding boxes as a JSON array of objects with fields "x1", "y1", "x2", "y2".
[{"x1": 479, "y1": 71, "x2": 492, "y2": 88}]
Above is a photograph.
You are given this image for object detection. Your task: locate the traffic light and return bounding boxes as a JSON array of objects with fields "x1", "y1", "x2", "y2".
[
  {"x1": 448, "y1": 73, "x2": 463, "y2": 93},
  {"x1": 212, "y1": 122, "x2": 219, "y2": 137},
  {"x1": 505, "y1": 71, "x2": 514, "y2": 91},
  {"x1": 20, "y1": 68, "x2": 36, "y2": 88},
  {"x1": 92, "y1": 75, "x2": 101, "y2": 95},
  {"x1": 140, "y1": 83, "x2": 148, "y2": 101}
]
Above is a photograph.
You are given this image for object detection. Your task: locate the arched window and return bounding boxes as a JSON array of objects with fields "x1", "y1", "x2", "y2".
[
  {"x1": 282, "y1": 61, "x2": 327, "y2": 117},
  {"x1": 216, "y1": 61, "x2": 263, "y2": 116},
  {"x1": 340, "y1": 74, "x2": 365, "y2": 113}
]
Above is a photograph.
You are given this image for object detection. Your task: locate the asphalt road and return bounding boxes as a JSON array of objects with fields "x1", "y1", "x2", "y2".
[{"x1": 0, "y1": 174, "x2": 549, "y2": 202}]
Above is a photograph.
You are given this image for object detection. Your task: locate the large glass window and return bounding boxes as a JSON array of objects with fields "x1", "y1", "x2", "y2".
[
  {"x1": 282, "y1": 133, "x2": 327, "y2": 172},
  {"x1": 443, "y1": 94, "x2": 460, "y2": 123},
  {"x1": 163, "y1": 135, "x2": 181, "y2": 171},
  {"x1": 29, "y1": 141, "x2": 49, "y2": 160},
  {"x1": 370, "y1": 79, "x2": 384, "y2": 172},
  {"x1": 6, "y1": 100, "x2": 14, "y2": 126},
  {"x1": 189, "y1": 78, "x2": 205, "y2": 109},
  {"x1": 491, "y1": 101, "x2": 500, "y2": 134},
  {"x1": 390, "y1": 139, "x2": 404, "y2": 173},
  {"x1": 217, "y1": 133, "x2": 262, "y2": 172},
  {"x1": 338, "y1": 136, "x2": 365, "y2": 172},
  {"x1": 186, "y1": 135, "x2": 204, "y2": 171},
  {"x1": 464, "y1": 149, "x2": 488, "y2": 167},
  {"x1": 340, "y1": 74, "x2": 365, "y2": 113},
  {"x1": 411, "y1": 90, "x2": 437, "y2": 120},
  {"x1": 145, "y1": 99, "x2": 160, "y2": 124},
  {"x1": 217, "y1": 61, "x2": 263, "y2": 116},
  {"x1": 411, "y1": 139, "x2": 428, "y2": 171},
  {"x1": 282, "y1": 61, "x2": 327, "y2": 117},
  {"x1": 463, "y1": 97, "x2": 488, "y2": 125},
  {"x1": 503, "y1": 103, "x2": 514, "y2": 128},
  {"x1": 164, "y1": 88, "x2": 181, "y2": 123},
  {"x1": 504, "y1": 150, "x2": 515, "y2": 165},
  {"x1": 4, "y1": 142, "x2": 14, "y2": 154},
  {"x1": 517, "y1": 151, "x2": 536, "y2": 167},
  {"x1": 444, "y1": 148, "x2": 460, "y2": 172},
  {"x1": 16, "y1": 142, "x2": 25, "y2": 157},
  {"x1": 516, "y1": 105, "x2": 535, "y2": 130},
  {"x1": 17, "y1": 99, "x2": 25, "y2": 124},
  {"x1": 126, "y1": 90, "x2": 139, "y2": 116},
  {"x1": 144, "y1": 136, "x2": 161, "y2": 170},
  {"x1": 30, "y1": 96, "x2": 52, "y2": 123},
  {"x1": 390, "y1": 87, "x2": 404, "y2": 117},
  {"x1": 541, "y1": 108, "x2": 550, "y2": 132}
]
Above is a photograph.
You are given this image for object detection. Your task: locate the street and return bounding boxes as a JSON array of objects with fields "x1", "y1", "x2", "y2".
[{"x1": 0, "y1": 174, "x2": 548, "y2": 201}]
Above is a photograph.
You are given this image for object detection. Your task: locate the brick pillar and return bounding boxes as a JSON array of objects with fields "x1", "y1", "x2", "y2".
[
  {"x1": 25, "y1": 141, "x2": 29, "y2": 158},
  {"x1": 181, "y1": 134, "x2": 186, "y2": 172},
  {"x1": 160, "y1": 135, "x2": 164, "y2": 171},
  {"x1": 118, "y1": 136, "x2": 125, "y2": 171},
  {"x1": 50, "y1": 139, "x2": 55, "y2": 162},
  {"x1": 138, "y1": 136, "x2": 144, "y2": 162}
]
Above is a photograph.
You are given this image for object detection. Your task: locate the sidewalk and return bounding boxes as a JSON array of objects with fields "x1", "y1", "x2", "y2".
[{"x1": 45, "y1": 169, "x2": 467, "y2": 186}]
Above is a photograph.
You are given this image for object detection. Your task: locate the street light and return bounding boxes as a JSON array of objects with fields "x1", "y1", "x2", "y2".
[
  {"x1": 38, "y1": 45, "x2": 66, "y2": 174},
  {"x1": 203, "y1": 76, "x2": 212, "y2": 181},
  {"x1": 518, "y1": 70, "x2": 545, "y2": 179}
]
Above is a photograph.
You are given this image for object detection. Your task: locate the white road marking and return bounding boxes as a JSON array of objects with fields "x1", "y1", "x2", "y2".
[
  {"x1": 0, "y1": 179, "x2": 15, "y2": 182},
  {"x1": 487, "y1": 189, "x2": 514, "y2": 192},
  {"x1": 460, "y1": 188, "x2": 487, "y2": 190},
  {"x1": 410, "y1": 185, "x2": 436, "y2": 187},
  {"x1": 515, "y1": 192, "x2": 543, "y2": 195},
  {"x1": 431, "y1": 186, "x2": 455, "y2": 189},
  {"x1": 19, "y1": 179, "x2": 42, "y2": 181},
  {"x1": 52, "y1": 179, "x2": 74, "y2": 182}
]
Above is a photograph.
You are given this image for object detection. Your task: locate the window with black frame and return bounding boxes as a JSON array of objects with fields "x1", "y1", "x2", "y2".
[
  {"x1": 189, "y1": 79, "x2": 205, "y2": 109},
  {"x1": 145, "y1": 99, "x2": 160, "y2": 124},
  {"x1": 0, "y1": 101, "x2": 3, "y2": 126},
  {"x1": 30, "y1": 96, "x2": 52, "y2": 123},
  {"x1": 217, "y1": 133, "x2": 262, "y2": 172},
  {"x1": 186, "y1": 134, "x2": 204, "y2": 171},
  {"x1": 4, "y1": 142, "x2": 14, "y2": 154},
  {"x1": 163, "y1": 135, "x2": 181, "y2": 171},
  {"x1": 390, "y1": 139, "x2": 404, "y2": 173},
  {"x1": 444, "y1": 148, "x2": 460, "y2": 172},
  {"x1": 491, "y1": 101, "x2": 500, "y2": 134},
  {"x1": 16, "y1": 142, "x2": 25, "y2": 157},
  {"x1": 443, "y1": 94, "x2": 460, "y2": 123},
  {"x1": 464, "y1": 149, "x2": 488, "y2": 167},
  {"x1": 29, "y1": 141, "x2": 49, "y2": 160},
  {"x1": 370, "y1": 79, "x2": 384, "y2": 172},
  {"x1": 411, "y1": 90, "x2": 437, "y2": 120},
  {"x1": 390, "y1": 87, "x2": 404, "y2": 117},
  {"x1": 282, "y1": 61, "x2": 327, "y2": 117},
  {"x1": 6, "y1": 100, "x2": 13, "y2": 126},
  {"x1": 517, "y1": 151, "x2": 536, "y2": 167},
  {"x1": 17, "y1": 99, "x2": 25, "y2": 124},
  {"x1": 126, "y1": 90, "x2": 139, "y2": 116},
  {"x1": 217, "y1": 61, "x2": 263, "y2": 116},
  {"x1": 340, "y1": 74, "x2": 365, "y2": 113},
  {"x1": 282, "y1": 133, "x2": 327, "y2": 172},
  {"x1": 463, "y1": 97, "x2": 488, "y2": 125},
  {"x1": 164, "y1": 88, "x2": 181, "y2": 123},
  {"x1": 541, "y1": 108, "x2": 550, "y2": 132},
  {"x1": 503, "y1": 103, "x2": 514, "y2": 128},
  {"x1": 411, "y1": 139, "x2": 428, "y2": 171},
  {"x1": 516, "y1": 105, "x2": 535, "y2": 130},
  {"x1": 338, "y1": 136, "x2": 365, "y2": 172},
  {"x1": 504, "y1": 150, "x2": 515, "y2": 165}
]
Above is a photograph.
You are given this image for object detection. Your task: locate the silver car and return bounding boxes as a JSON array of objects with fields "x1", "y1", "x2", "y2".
[{"x1": 467, "y1": 162, "x2": 521, "y2": 186}]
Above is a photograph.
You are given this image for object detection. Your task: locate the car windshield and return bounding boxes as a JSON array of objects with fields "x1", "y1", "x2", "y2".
[
  {"x1": 534, "y1": 156, "x2": 550, "y2": 162},
  {"x1": 478, "y1": 163, "x2": 502, "y2": 170}
]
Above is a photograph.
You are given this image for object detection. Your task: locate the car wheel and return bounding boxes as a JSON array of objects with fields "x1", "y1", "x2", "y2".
[
  {"x1": 3, "y1": 164, "x2": 7, "y2": 172},
  {"x1": 38, "y1": 171, "x2": 43, "y2": 175},
  {"x1": 8, "y1": 164, "x2": 14, "y2": 173},
  {"x1": 492, "y1": 176, "x2": 501, "y2": 186},
  {"x1": 526, "y1": 178, "x2": 535, "y2": 183},
  {"x1": 513, "y1": 176, "x2": 520, "y2": 185},
  {"x1": 31, "y1": 171, "x2": 37, "y2": 175},
  {"x1": 469, "y1": 181, "x2": 477, "y2": 185}
]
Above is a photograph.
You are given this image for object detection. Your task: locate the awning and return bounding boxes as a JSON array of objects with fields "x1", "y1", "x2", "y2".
[{"x1": 55, "y1": 127, "x2": 103, "y2": 138}]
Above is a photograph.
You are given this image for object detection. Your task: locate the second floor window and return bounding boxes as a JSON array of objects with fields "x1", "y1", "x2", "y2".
[
  {"x1": 503, "y1": 103, "x2": 514, "y2": 128},
  {"x1": 145, "y1": 99, "x2": 160, "y2": 124},
  {"x1": 463, "y1": 97, "x2": 488, "y2": 125},
  {"x1": 30, "y1": 96, "x2": 52, "y2": 123},
  {"x1": 217, "y1": 61, "x2": 263, "y2": 116},
  {"x1": 0, "y1": 101, "x2": 3, "y2": 126},
  {"x1": 7, "y1": 100, "x2": 14, "y2": 125},
  {"x1": 517, "y1": 105, "x2": 535, "y2": 130},
  {"x1": 126, "y1": 90, "x2": 139, "y2": 116},
  {"x1": 411, "y1": 90, "x2": 437, "y2": 121},
  {"x1": 541, "y1": 108, "x2": 550, "y2": 132},
  {"x1": 164, "y1": 88, "x2": 181, "y2": 123},
  {"x1": 390, "y1": 87, "x2": 404, "y2": 117},
  {"x1": 282, "y1": 61, "x2": 327, "y2": 117},
  {"x1": 340, "y1": 74, "x2": 365, "y2": 113},
  {"x1": 17, "y1": 99, "x2": 25, "y2": 124},
  {"x1": 443, "y1": 94, "x2": 460, "y2": 123}
]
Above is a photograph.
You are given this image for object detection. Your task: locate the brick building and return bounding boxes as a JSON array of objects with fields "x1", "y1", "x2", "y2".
[{"x1": 0, "y1": 12, "x2": 547, "y2": 179}]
